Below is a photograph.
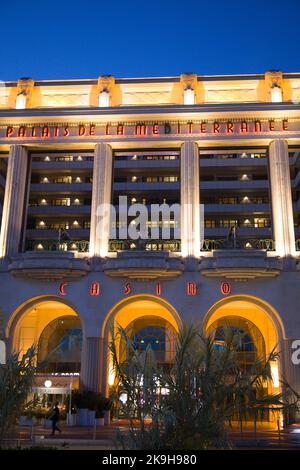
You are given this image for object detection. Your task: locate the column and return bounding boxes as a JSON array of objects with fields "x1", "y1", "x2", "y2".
[
  {"x1": 0, "y1": 145, "x2": 29, "y2": 258},
  {"x1": 180, "y1": 141, "x2": 201, "y2": 257},
  {"x1": 80, "y1": 336, "x2": 102, "y2": 393},
  {"x1": 268, "y1": 140, "x2": 295, "y2": 257},
  {"x1": 89, "y1": 143, "x2": 113, "y2": 257}
]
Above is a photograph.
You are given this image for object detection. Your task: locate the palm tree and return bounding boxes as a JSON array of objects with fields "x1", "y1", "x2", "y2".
[
  {"x1": 110, "y1": 323, "x2": 299, "y2": 450},
  {"x1": 0, "y1": 346, "x2": 36, "y2": 447}
]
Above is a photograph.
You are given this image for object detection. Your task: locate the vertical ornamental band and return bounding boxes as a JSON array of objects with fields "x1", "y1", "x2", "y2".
[
  {"x1": 0, "y1": 145, "x2": 28, "y2": 258},
  {"x1": 268, "y1": 140, "x2": 295, "y2": 257},
  {"x1": 89, "y1": 143, "x2": 113, "y2": 257},
  {"x1": 80, "y1": 336, "x2": 102, "y2": 393},
  {"x1": 180, "y1": 141, "x2": 201, "y2": 257}
]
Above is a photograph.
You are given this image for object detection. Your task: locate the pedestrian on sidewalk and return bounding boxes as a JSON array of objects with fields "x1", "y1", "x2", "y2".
[{"x1": 50, "y1": 402, "x2": 62, "y2": 436}]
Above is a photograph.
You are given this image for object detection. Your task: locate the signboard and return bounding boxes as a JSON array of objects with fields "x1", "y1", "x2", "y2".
[{"x1": 0, "y1": 119, "x2": 292, "y2": 141}]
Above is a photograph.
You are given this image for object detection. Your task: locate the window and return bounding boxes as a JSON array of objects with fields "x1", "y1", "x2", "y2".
[
  {"x1": 37, "y1": 316, "x2": 82, "y2": 373},
  {"x1": 205, "y1": 220, "x2": 216, "y2": 228},
  {"x1": 219, "y1": 219, "x2": 238, "y2": 228},
  {"x1": 218, "y1": 197, "x2": 237, "y2": 204},
  {"x1": 254, "y1": 218, "x2": 270, "y2": 228}
]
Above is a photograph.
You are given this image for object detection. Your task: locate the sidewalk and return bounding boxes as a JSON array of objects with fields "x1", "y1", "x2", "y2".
[{"x1": 10, "y1": 421, "x2": 300, "y2": 450}]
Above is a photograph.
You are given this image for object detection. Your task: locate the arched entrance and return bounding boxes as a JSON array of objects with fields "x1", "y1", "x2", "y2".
[
  {"x1": 8, "y1": 296, "x2": 82, "y2": 375},
  {"x1": 102, "y1": 295, "x2": 181, "y2": 394},
  {"x1": 203, "y1": 295, "x2": 285, "y2": 424}
]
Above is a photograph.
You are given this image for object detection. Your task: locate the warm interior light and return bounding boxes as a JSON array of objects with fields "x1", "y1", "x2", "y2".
[
  {"x1": 131, "y1": 197, "x2": 137, "y2": 203},
  {"x1": 108, "y1": 365, "x2": 115, "y2": 386},
  {"x1": 44, "y1": 380, "x2": 52, "y2": 388},
  {"x1": 241, "y1": 174, "x2": 249, "y2": 180},
  {"x1": 15, "y1": 93, "x2": 27, "y2": 109},
  {"x1": 270, "y1": 85, "x2": 283, "y2": 103},
  {"x1": 74, "y1": 198, "x2": 80, "y2": 205},
  {"x1": 42, "y1": 177, "x2": 49, "y2": 183},
  {"x1": 44, "y1": 156, "x2": 50, "y2": 161},
  {"x1": 39, "y1": 221, "x2": 45, "y2": 227},
  {"x1": 131, "y1": 176, "x2": 137, "y2": 182},
  {"x1": 183, "y1": 88, "x2": 195, "y2": 105},
  {"x1": 242, "y1": 196, "x2": 250, "y2": 203},
  {"x1": 271, "y1": 362, "x2": 280, "y2": 388},
  {"x1": 73, "y1": 220, "x2": 79, "y2": 226},
  {"x1": 40, "y1": 199, "x2": 47, "y2": 205},
  {"x1": 75, "y1": 177, "x2": 81, "y2": 183},
  {"x1": 98, "y1": 90, "x2": 110, "y2": 107},
  {"x1": 37, "y1": 243, "x2": 44, "y2": 250}
]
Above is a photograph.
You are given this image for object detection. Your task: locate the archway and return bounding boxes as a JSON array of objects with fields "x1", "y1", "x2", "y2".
[
  {"x1": 203, "y1": 295, "x2": 285, "y2": 425},
  {"x1": 9, "y1": 296, "x2": 82, "y2": 374},
  {"x1": 102, "y1": 295, "x2": 181, "y2": 392}
]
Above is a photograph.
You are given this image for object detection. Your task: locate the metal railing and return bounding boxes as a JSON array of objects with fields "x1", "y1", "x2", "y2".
[
  {"x1": 25, "y1": 240, "x2": 90, "y2": 253},
  {"x1": 201, "y1": 238, "x2": 275, "y2": 251}
]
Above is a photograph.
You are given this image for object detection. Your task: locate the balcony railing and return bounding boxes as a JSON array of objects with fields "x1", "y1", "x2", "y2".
[
  {"x1": 201, "y1": 238, "x2": 275, "y2": 251},
  {"x1": 25, "y1": 239, "x2": 90, "y2": 253},
  {"x1": 109, "y1": 239, "x2": 181, "y2": 252}
]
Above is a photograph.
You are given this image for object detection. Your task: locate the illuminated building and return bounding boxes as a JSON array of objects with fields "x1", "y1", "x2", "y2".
[{"x1": 0, "y1": 71, "x2": 300, "y2": 423}]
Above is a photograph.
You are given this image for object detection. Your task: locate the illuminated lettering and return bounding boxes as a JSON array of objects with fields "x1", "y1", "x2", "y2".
[
  {"x1": 117, "y1": 124, "x2": 124, "y2": 135},
  {"x1": 124, "y1": 282, "x2": 132, "y2": 295},
  {"x1": 269, "y1": 120, "x2": 275, "y2": 131},
  {"x1": 213, "y1": 122, "x2": 220, "y2": 133},
  {"x1": 164, "y1": 123, "x2": 171, "y2": 134},
  {"x1": 59, "y1": 282, "x2": 67, "y2": 296},
  {"x1": 79, "y1": 125, "x2": 86, "y2": 136},
  {"x1": 221, "y1": 281, "x2": 231, "y2": 295},
  {"x1": 135, "y1": 124, "x2": 147, "y2": 135},
  {"x1": 6, "y1": 126, "x2": 14, "y2": 137},
  {"x1": 18, "y1": 126, "x2": 26, "y2": 137},
  {"x1": 42, "y1": 126, "x2": 50, "y2": 138},
  {"x1": 90, "y1": 282, "x2": 100, "y2": 296},
  {"x1": 200, "y1": 122, "x2": 206, "y2": 133},
  {"x1": 254, "y1": 120, "x2": 262, "y2": 132},
  {"x1": 187, "y1": 282, "x2": 197, "y2": 296},
  {"x1": 152, "y1": 123, "x2": 159, "y2": 135},
  {"x1": 226, "y1": 122, "x2": 234, "y2": 133},
  {"x1": 240, "y1": 121, "x2": 248, "y2": 133}
]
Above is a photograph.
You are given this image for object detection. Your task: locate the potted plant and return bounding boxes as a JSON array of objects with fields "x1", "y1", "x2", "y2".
[
  {"x1": 72, "y1": 390, "x2": 98, "y2": 426},
  {"x1": 95, "y1": 410, "x2": 105, "y2": 426}
]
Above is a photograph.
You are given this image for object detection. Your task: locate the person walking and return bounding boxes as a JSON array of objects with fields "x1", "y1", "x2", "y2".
[{"x1": 50, "y1": 402, "x2": 62, "y2": 436}]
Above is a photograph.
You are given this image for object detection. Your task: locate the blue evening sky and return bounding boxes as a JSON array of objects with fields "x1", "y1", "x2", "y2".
[{"x1": 0, "y1": 0, "x2": 299, "y2": 81}]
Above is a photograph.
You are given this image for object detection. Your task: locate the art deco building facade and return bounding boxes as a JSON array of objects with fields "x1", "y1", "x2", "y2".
[{"x1": 0, "y1": 71, "x2": 300, "y2": 422}]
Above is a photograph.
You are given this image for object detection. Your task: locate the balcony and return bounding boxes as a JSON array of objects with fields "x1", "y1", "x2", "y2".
[
  {"x1": 113, "y1": 182, "x2": 180, "y2": 192},
  {"x1": 200, "y1": 157, "x2": 267, "y2": 168},
  {"x1": 26, "y1": 228, "x2": 90, "y2": 239},
  {"x1": 8, "y1": 251, "x2": 90, "y2": 279},
  {"x1": 200, "y1": 249, "x2": 281, "y2": 280},
  {"x1": 31, "y1": 161, "x2": 93, "y2": 170},
  {"x1": 203, "y1": 227, "x2": 272, "y2": 238},
  {"x1": 103, "y1": 250, "x2": 184, "y2": 280},
  {"x1": 30, "y1": 183, "x2": 92, "y2": 193},
  {"x1": 200, "y1": 180, "x2": 269, "y2": 191},
  {"x1": 204, "y1": 203, "x2": 270, "y2": 214},
  {"x1": 28, "y1": 205, "x2": 91, "y2": 216},
  {"x1": 114, "y1": 159, "x2": 179, "y2": 169}
]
